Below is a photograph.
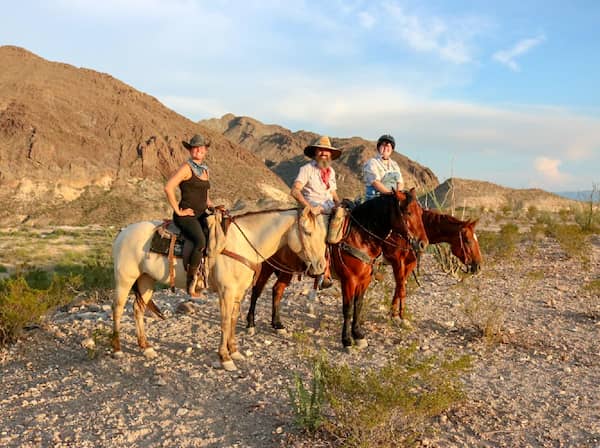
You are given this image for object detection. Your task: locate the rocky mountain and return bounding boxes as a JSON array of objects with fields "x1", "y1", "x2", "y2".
[
  {"x1": 427, "y1": 178, "x2": 580, "y2": 212},
  {"x1": 200, "y1": 114, "x2": 439, "y2": 199},
  {"x1": 0, "y1": 46, "x2": 290, "y2": 226}
]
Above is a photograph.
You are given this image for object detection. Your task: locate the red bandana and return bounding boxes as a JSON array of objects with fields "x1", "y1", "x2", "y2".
[{"x1": 320, "y1": 167, "x2": 331, "y2": 189}]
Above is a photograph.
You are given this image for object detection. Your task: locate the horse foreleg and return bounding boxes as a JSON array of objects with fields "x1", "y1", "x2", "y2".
[
  {"x1": 228, "y1": 299, "x2": 246, "y2": 363},
  {"x1": 352, "y1": 285, "x2": 368, "y2": 348},
  {"x1": 133, "y1": 274, "x2": 157, "y2": 358},
  {"x1": 390, "y1": 260, "x2": 407, "y2": 320},
  {"x1": 246, "y1": 264, "x2": 275, "y2": 333},
  {"x1": 341, "y1": 281, "x2": 355, "y2": 349},
  {"x1": 112, "y1": 274, "x2": 136, "y2": 356},
  {"x1": 219, "y1": 292, "x2": 237, "y2": 371},
  {"x1": 272, "y1": 273, "x2": 292, "y2": 332}
]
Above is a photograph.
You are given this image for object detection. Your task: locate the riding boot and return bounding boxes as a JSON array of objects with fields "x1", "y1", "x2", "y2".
[{"x1": 186, "y1": 264, "x2": 202, "y2": 298}]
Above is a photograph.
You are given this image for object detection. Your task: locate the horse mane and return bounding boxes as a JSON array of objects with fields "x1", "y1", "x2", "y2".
[
  {"x1": 351, "y1": 194, "x2": 397, "y2": 237},
  {"x1": 423, "y1": 209, "x2": 472, "y2": 227}
]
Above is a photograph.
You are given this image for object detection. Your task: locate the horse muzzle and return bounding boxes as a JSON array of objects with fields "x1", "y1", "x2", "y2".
[
  {"x1": 470, "y1": 262, "x2": 481, "y2": 274},
  {"x1": 307, "y1": 259, "x2": 326, "y2": 276}
]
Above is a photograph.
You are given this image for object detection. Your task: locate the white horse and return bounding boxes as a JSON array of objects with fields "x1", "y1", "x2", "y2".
[{"x1": 111, "y1": 207, "x2": 327, "y2": 371}]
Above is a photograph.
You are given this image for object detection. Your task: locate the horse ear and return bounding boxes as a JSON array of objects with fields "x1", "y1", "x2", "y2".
[{"x1": 467, "y1": 218, "x2": 479, "y2": 228}]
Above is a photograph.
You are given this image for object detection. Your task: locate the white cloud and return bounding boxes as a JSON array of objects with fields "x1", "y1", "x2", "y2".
[
  {"x1": 493, "y1": 35, "x2": 546, "y2": 71},
  {"x1": 534, "y1": 157, "x2": 567, "y2": 180},
  {"x1": 381, "y1": 3, "x2": 485, "y2": 64},
  {"x1": 358, "y1": 11, "x2": 376, "y2": 29}
]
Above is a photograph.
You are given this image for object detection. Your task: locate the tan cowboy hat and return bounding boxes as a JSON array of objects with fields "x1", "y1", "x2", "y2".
[
  {"x1": 303, "y1": 135, "x2": 342, "y2": 160},
  {"x1": 182, "y1": 134, "x2": 211, "y2": 149}
]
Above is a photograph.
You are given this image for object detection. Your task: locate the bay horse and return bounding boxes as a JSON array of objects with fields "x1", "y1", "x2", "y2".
[
  {"x1": 245, "y1": 189, "x2": 428, "y2": 350},
  {"x1": 111, "y1": 207, "x2": 328, "y2": 371},
  {"x1": 385, "y1": 209, "x2": 482, "y2": 322}
]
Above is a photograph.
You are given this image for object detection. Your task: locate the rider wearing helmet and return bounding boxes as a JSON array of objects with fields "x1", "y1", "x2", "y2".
[{"x1": 363, "y1": 134, "x2": 404, "y2": 200}]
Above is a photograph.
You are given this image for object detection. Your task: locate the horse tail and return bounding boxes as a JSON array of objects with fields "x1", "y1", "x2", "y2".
[{"x1": 133, "y1": 280, "x2": 166, "y2": 320}]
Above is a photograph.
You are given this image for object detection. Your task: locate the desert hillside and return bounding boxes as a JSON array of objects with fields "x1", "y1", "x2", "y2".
[
  {"x1": 0, "y1": 46, "x2": 290, "y2": 226},
  {"x1": 427, "y1": 178, "x2": 581, "y2": 212},
  {"x1": 201, "y1": 114, "x2": 439, "y2": 199}
]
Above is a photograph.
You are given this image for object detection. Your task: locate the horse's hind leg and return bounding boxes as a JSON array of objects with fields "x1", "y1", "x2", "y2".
[
  {"x1": 133, "y1": 274, "x2": 157, "y2": 359},
  {"x1": 112, "y1": 274, "x2": 136, "y2": 356}
]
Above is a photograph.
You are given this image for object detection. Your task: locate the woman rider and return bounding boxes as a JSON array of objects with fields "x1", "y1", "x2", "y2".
[{"x1": 164, "y1": 134, "x2": 213, "y2": 297}]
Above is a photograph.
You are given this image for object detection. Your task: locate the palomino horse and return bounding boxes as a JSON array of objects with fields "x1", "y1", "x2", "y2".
[
  {"x1": 245, "y1": 189, "x2": 428, "y2": 349},
  {"x1": 111, "y1": 207, "x2": 328, "y2": 371},
  {"x1": 385, "y1": 209, "x2": 482, "y2": 321}
]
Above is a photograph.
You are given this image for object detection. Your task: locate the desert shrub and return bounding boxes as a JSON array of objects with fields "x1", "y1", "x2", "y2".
[
  {"x1": 581, "y1": 279, "x2": 600, "y2": 319},
  {"x1": 288, "y1": 357, "x2": 326, "y2": 433},
  {"x1": 573, "y1": 187, "x2": 600, "y2": 232},
  {"x1": 535, "y1": 211, "x2": 555, "y2": 226},
  {"x1": 526, "y1": 205, "x2": 538, "y2": 221},
  {"x1": 85, "y1": 325, "x2": 113, "y2": 360},
  {"x1": 477, "y1": 223, "x2": 520, "y2": 259},
  {"x1": 526, "y1": 222, "x2": 547, "y2": 241},
  {"x1": 22, "y1": 260, "x2": 113, "y2": 297},
  {"x1": 431, "y1": 243, "x2": 463, "y2": 278},
  {"x1": 558, "y1": 208, "x2": 571, "y2": 223},
  {"x1": 544, "y1": 223, "x2": 589, "y2": 259},
  {"x1": 460, "y1": 293, "x2": 507, "y2": 344},
  {"x1": 320, "y1": 344, "x2": 472, "y2": 447},
  {"x1": 0, "y1": 274, "x2": 80, "y2": 346}
]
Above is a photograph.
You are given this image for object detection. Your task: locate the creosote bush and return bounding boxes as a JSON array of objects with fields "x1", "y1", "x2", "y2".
[
  {"x1": 477, "y1": 223, "x2": 520, "y2": 259},
  {"x1": 319, "y1": 345, "x2": 472, "y2": 447},
  {"x1": 0, "y1": 274, "x2": 80, "y2": 346},
  {"x1": 460, "y1": 292, "x2": 508, "y2": 344}
]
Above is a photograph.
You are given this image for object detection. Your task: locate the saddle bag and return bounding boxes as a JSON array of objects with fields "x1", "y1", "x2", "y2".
[{"x1": 327, "y1": 206, "x2": 348, "y2": 244}]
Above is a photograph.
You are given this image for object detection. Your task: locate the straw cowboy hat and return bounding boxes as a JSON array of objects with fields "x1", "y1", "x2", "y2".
[
  {"x1": 303, "y1": 135, "x2": 342, "y2": 160},
  {"x1": 182, "y1": 134, "x2": 211, "y2": 150}
]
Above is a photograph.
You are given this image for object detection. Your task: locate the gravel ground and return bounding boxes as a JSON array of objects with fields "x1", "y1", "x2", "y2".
[{"x1": 1, "y1": 234, "x2": 599, "y2": 447}]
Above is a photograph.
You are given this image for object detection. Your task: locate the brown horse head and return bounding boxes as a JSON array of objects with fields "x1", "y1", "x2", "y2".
[
  {"x1": 393, "y1": 188, "x2": 428, "y2": 254},
  {"x1": 452, "y1": 218, "x2": 482, "y2": 274}
]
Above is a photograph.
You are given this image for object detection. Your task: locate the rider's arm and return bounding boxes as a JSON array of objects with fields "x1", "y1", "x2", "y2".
[
  {"x1": 291, "y1": 181, "x2": 310, "y2": 208},
  {"x1": 164, "y1": 164, "x2": 194, "y2": 216}
]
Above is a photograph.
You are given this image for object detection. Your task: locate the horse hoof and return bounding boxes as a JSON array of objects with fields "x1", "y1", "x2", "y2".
[
  {"x1": 113, "y1": 350, "x2": 124, "y2": 359},
  {"x1": 355, "y1": 338, "x2": 368, "y2": 349},
  {"x1": 275, "y1": 328, "x2": 288, "y2": 336},
  {"x1": 221, "y1": 360, "x2": 237, "y2": 371},
  {"x1": 143, "y1": 347, "x2": 158, "y2": 359},
  {"x1": 247, "y1": 327, "x2": 256, "y2": 337},
  {"x1": 306, "y1": 304, "x2": 316, "y2": 317},
  {"x1": 230, "y1": 351, "x2": 245, "y2": 361}
]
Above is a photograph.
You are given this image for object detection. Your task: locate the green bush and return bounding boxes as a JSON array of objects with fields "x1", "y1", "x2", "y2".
[
  {"x1": 478, "y1": 223, "x2": 520, "y2": 259},
  {"x1": 321, "y1": 344, "x2": 472, "y2": 447},
  {"x1": 544, "y1": 223, "x2": 589, "y2": 259},
  {"x1": 0, "y1": 274, "x2": 80, "y2": 346},
  {"x1": 22, "y1": 261, "x2": 113, "y2": 295},
  {"x1": 288, "y1": 357, "x2": 326, "y2": 432}
]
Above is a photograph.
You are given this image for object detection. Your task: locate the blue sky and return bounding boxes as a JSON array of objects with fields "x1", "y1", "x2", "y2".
[{"x1": 2, "y1": 0, "x2": 599, "y2": 191}]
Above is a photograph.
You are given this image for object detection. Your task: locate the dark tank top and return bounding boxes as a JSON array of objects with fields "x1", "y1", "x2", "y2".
[{"x1": 179, "y1": 174, "x2": 210, "y2": 215}]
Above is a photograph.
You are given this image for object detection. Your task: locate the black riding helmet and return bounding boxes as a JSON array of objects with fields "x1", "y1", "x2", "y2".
[{"x1": 377, "y1": 134, "x2": 395, "y2": 150}]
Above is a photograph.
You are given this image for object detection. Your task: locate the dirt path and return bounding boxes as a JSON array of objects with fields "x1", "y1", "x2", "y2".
[{"x1": 1, "y1": 235, "x2": 599, "y2": 447}]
